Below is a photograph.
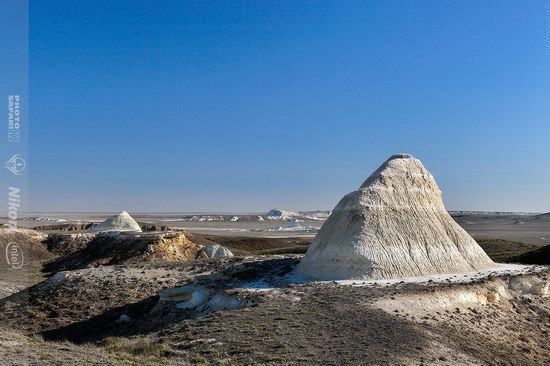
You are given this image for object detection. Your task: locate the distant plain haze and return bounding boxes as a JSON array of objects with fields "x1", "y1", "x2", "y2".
[{"x1": 28, "y1": 1, "x2": 550, "y2": 213}]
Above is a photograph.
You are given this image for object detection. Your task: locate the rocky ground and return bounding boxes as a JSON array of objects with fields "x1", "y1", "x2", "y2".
[
  {"x1": 1, "y1": 227, "x2": 550, "y2": 365},
  {"x1": 0, "y1": 252, "x2": 549, "y2": 365}
]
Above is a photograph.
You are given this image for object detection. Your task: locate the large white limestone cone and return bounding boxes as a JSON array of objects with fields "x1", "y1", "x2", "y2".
[
  {"x1": 296, "y1": 154, "x2": 494, "y2": 280},
  {"x1": 88, "y1": 211, "x2": 142, "y2": 233}
]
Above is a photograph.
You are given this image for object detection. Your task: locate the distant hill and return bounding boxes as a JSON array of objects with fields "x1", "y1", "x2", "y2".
[{"x1": 449, "y1": 211, "x2": 540, "y2": 216}]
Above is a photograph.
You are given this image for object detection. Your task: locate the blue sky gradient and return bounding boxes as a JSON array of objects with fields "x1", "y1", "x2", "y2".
[{"x1": 28, "y1": 1, "x2": 550, "y2": 212}]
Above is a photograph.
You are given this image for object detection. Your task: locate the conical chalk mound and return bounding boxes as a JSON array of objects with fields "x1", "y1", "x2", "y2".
[
  {"x1": 296, "y1": 154, "x2": 494, "y2": 280},
  {"x1": 88, "y1": 211, "x2": 142, "y2": 233}
]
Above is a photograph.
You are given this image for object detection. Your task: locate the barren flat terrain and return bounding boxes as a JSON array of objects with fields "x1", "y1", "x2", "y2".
[
  {"x1": 452, "y1": 213, "x2": 550, "y2": 247},
  {"x1": 0, "y1": 212, "x2": 548, "y2": 365},
  {"x1": 3, "y1": 211, "x2": 550, "y2": 245}
]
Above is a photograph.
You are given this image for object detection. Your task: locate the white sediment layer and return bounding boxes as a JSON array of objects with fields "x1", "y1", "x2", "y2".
[
  {"x1": 88, "y1": 211, "x2": 142, "y2": 233},
  {"x1": 296, "y1": 153, "x2": 495, "y2": 280},
  {"x1": 202, "y1": 244, "x2": 234, "y2": 258}
]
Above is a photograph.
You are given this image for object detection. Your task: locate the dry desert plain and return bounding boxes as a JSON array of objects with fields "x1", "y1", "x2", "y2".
[{"x1": 0, "y1": 210, "x2": 549, "y2": 365}]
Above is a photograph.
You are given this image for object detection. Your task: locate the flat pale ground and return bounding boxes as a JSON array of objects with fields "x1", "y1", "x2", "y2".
[
  {"x1": 2, "y1": 212, "x2": 550, "y2": 244},
  {"x1": 314, "y1": 263, "x2": 544, "y2": 286},
  {"x1": 452, "y1": 214, "x2": 550, "y2": 246},
  {"x1": 0, "y1": 212, "x2": 323, "y2": 238}
]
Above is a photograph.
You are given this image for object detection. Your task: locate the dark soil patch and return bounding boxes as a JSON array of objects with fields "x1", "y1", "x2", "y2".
[
  {"x1": 33, "y1": 223, "x2": 98, "y2": 231},
  {"x1": 138, "y1": 223, "x2": 171, "y2": 232},
  {"x1": 253, "y1": 245, "x2": 309, "y2": 255},
  {"x1": 477, "y1": 239, "x2": 539, "y2": 262},
  {"x1": 197, "y1": 235, "x2": 312, "y2": 256},
  {"x1": 511, "y1": 244, "x2": 550, "y2": 265},
  {"x1": 43, "y1": 234, "x2": 94, "y2": 255}
]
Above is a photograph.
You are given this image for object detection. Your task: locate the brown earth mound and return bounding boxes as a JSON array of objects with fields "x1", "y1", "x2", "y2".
[
  {"x1": 42, "y1": 228, "x2": 171, "y2": 257},
  {"x1": 476, "y1": 239, "x2": 539, "y2": 263},
  {"x1": 43, "y1": 232, "x2": 206, "y2": 272},
  {"x1": 511, "y1": 244, "x2": 550, "y2": 265},
  {"x1": 0, "y1": 228, "x2": 52, "y2": 268},
  {"x1": 138, "y1": 223, "x2": 171, "y2": 232},
  {"x1": 43, "y1": 233, "x2": 95, "y2": 255}
]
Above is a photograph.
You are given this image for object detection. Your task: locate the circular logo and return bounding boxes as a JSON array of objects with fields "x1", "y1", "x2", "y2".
[
  {"x1": 5, "y1": 242, "x2": 24, "y2": 269},
  {"x1": 4, "y1": 154, "x2": 26, "y2": 175}
]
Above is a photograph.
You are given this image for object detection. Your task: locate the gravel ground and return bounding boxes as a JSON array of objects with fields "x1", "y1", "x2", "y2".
[{"x1": 0, "y1": 255, "x2": 548, "y2": 365}]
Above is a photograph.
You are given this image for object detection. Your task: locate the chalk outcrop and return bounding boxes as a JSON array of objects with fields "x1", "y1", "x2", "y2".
[
  {"x1": 88, "y1": 211, "x2": 142, "y2": 233},
  {"x1": 43, "y1": 231, "x2": 205, "y2": 272},
  {"x1": 200, "y1": 244, "x2": 234, "y2": 258},
  {"x1": 296, "y1": 153, "x2": 494, "y2": 280}
]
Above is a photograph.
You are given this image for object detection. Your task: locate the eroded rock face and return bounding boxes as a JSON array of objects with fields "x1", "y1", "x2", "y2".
[
  {"x1": 296, "y1": 154, "x2": 494, "y2": 280},
  {"x1": 43, "y1": 233, "x2": 95, "y2": 255},
  {"x1": 157, "y1": 284, "x2": 253, "y2": 317},
  {"x1": 508, "y1": 276, "x2": 550, "y2": 295},
  {"x1": 43, "y1": 231, "x2": 206, "y2": 272},
  {"x1": 201, "y1": 244, "x2": 234, "y2": 258},
  {"x1": 33, "y1": 223, "x2": 98, "y2": 231}
]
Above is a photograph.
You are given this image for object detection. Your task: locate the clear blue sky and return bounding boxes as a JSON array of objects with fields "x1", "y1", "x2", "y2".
[{"x1": 28, "y1": 1, "x2": 550, "y2": 213}]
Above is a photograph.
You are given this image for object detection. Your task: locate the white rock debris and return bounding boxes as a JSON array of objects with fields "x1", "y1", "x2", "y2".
[{"x1": 201, "y1": 244, "x2": 234, "y2": 258}]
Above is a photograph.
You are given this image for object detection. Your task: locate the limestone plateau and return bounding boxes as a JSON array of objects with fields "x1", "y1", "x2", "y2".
[{"x1": 297, "y1": 153, "x2": 494, "y2": 280}]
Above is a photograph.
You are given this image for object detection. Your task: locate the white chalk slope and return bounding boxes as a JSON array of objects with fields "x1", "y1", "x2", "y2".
[
  {"x1": 88, "y1": 211, "x2": 142, "y2": 233},
  {"x1": 202, "y1": 244, "x2": 234, "y2": 258},
  {"x1": 296, "y1": 154, "x2": 494, "y2": 280}
]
